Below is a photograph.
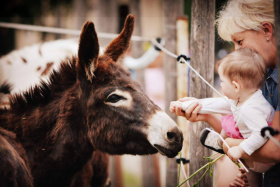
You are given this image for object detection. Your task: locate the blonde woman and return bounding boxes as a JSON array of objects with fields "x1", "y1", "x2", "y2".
[{"x1": 172, "y1": 0, "x2": 280, "y2": 186}]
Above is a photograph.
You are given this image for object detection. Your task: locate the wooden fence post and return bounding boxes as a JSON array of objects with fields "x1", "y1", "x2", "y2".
[
  {"x1": 176, "y1": 17, "x2": 190, "y2": 186},
  {"x1": 163, "y1": 0, "x2": 184, "y2": 186},
  {"x1": 189, "y1": 0, "x2": 215, "y2": 186}
]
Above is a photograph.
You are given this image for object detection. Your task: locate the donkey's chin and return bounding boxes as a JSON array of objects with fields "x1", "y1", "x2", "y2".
[{"x1": 153, "y1": 144, "x2": 181, "y2": 158}]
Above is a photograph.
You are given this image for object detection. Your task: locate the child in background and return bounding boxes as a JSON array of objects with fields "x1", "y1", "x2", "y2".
[{"x1": 170, "y1": 48, "x2": 275, "y2": 173}]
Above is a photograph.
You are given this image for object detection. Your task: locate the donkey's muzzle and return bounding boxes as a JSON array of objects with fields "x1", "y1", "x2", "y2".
[
  {"x1": 154, "y1": 141, "x2": 182, "y2": 158},
  {"x1": 147, "y1": 111, "x2": 183, "y2": 158}
]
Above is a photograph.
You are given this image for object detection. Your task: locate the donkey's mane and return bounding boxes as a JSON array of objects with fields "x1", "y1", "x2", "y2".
[{"x1": 9, "y1": 57, "x2": 77, "y2": 113}]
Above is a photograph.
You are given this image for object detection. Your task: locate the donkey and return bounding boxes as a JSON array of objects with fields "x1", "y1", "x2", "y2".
[{"x1": 0, "y1": 14, "x2": 183, "y2": 187}]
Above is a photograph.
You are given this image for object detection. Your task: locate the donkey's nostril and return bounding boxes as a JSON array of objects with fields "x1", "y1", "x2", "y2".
[
  {"x1": 165, "y1": 127, "x2": 183, "y2": 144},
  {"x1": 167, "y1": 132, "x2": 176, "y2": 141}
]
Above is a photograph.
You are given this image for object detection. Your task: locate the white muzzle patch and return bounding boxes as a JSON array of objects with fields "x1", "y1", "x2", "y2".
[{"x1": 146, "y1": 110, "x2": 178, "y2": 148}]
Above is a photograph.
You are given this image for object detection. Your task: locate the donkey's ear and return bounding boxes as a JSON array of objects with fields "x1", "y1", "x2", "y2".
[
  {"x1": 104, "y1": 14, "x2": 134, "y2": 62},
  {"x1": 77, "y1": 21, "x2": 99, "y2": 82}
]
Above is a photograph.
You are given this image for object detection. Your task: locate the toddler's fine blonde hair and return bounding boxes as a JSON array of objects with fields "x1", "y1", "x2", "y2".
[
  {"x1": 216, "y1": 0, "x2": 274, "y2": 41},
  {"x1": 218, "y1": 48, "x2": 266, "y2": 89}
]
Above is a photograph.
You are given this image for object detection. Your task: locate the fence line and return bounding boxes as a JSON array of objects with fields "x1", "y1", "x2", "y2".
[{"x1": 0, "y1": 22, "x2": 150, "y2": 42}]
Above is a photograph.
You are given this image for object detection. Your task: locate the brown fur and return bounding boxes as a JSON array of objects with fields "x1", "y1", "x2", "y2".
[
  {"x1": 40, "y1": 62, "x2": 54, "y2": 76},
  {"x1": 0, "y1": 128, "x2": 33, "y2": 187},
  {"x1": 21, "y1": 57, "x2": 27, "y2": 63},
  {"x1": 0, "y1": 14, "x2": 182, "y2": 187},
  {"x1": 71, "y1": 151, "x2": 110, "y2": 187}
]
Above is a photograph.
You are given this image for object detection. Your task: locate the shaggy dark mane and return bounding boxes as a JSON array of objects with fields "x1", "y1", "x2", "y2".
[
  {"x1": 0, "y1": 82, "x2": 12, "y2": 94},
  {"x1": 10, "y1": 57, "x2": 77, "y2": 114}
]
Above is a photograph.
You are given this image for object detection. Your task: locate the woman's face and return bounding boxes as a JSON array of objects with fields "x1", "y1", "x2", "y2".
[{"x1": 231, "y1": 28, "x2": 276, "y2": 68}]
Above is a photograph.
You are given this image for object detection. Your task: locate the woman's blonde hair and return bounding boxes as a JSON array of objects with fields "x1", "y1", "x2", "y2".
[
  {"x1": 218, "y1": 48, "x2": 266, "y2": 89},
  {"x1": 216, "y1": 0, "x2": 274, "y2": 41}
]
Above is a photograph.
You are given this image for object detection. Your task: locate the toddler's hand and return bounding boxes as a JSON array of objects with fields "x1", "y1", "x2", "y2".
[
  {"x1": 169, "y1": 101, "x2": 183, "y2": 114},
  {"x1": 228, "y1": 146, "x2": 245, "y2": 162}
]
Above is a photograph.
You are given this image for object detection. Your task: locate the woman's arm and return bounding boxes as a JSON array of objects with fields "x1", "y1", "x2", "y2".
[
  {"x1": 171, "y1": 97, "x2": 223, "y2": 132},
  {"x1": 224, "y1": 111, "x2": 280, "y2": 163},
  {"x1": 204, "y1": 114, "x2": 223, "y2": 133}
]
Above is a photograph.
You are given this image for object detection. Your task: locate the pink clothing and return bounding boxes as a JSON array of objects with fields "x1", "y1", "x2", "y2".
[
  {"x1": 221, "y1": 115, "x2": 272, "y2": 139},
  {"x1": 221, "y1": 115, "x2": 243, "y2": 139},
  {"x1": 221, "y1": 115, "x2": 275, "y2": 173}
]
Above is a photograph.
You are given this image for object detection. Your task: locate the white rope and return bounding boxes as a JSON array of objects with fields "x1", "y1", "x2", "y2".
[
  {"x1": 151, "y1": 38, "x2": 236, "y2": 110},
  {"x1": 0, "y1": 22, "x2": 150, "y2": 42},
  {"x1": 181, "y1": 57, "x2": 225, "y2": 99},
  {"x1": 151, "y1": 39, "x2": 224, "y2": 98},
  {"x1": 205, "y1": 128, "x2": 249, "y2": 172},
  {"x1": 180, "y1": 161, "x2": 191, "y2": 187},
  {"x1": 0, "y1": 22, "x2": 229, "y2": 104},
  {"x1": 265, "y1": 131, "x2": 280, "y2": 147},
  {"x1": 151, "y1": 38, "x2": 177, "y2": 58}
]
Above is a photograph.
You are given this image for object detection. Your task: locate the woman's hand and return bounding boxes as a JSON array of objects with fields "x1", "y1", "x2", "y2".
[
  {"x1": 170, "y1": 97, "x2": 223, "y2": 132},
  {"x1": 229, "y1": 168, "x2": 249, "y2": 187},
  {"x1": 169, "y1": 97, "x2": 199, "y2": 118},
  {"x1": 177, "y1": 97, "x2": 208, "y2": 122}
]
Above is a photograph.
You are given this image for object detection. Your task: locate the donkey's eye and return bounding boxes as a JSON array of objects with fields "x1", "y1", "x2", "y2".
[{"x1": 106, "y1": 94, "x2": 126, "y2": 103}]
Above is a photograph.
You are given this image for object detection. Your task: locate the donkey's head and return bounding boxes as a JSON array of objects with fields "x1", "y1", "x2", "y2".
[{"x1": 77, "y1": 14, "x2": 182, "y2": 158}]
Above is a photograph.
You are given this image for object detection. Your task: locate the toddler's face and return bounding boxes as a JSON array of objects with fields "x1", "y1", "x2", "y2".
[{"x1": 218, "y1": 66, "x2": 238, "y2": 100}]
